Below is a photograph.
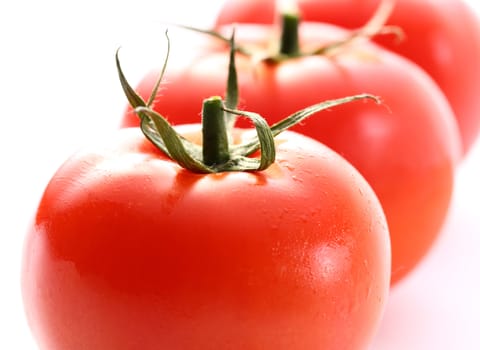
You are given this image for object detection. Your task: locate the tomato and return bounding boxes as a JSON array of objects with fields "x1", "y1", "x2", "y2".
[
  {"x1": 121, "y1": 22, "x2": 460, "y2": 285},
  {"x1": 22, "y1": 116, "x2": 391, "y2": 349},
  {"x1": 215, "y1": 0, "x2": 480, "y2": 156}
]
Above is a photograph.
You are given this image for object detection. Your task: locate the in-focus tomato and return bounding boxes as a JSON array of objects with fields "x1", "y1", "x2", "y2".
[
  {"x1": 22, "y1": 107, "x2": 391, "y2": 349},
  {"x1": 121, "y1": 20, "x2": 461, "y2": 285},
  {"x1": 215, "y1": 0, "x2": 480, "y2": 155}
]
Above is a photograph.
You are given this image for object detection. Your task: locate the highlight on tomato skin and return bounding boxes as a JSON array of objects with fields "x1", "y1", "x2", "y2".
[
  {"x1": 21, "y1": 123, "x2": 392, "y2": 349},
  {"x1": 215, "y1": 0, "x2": 480, "y2": 157}
]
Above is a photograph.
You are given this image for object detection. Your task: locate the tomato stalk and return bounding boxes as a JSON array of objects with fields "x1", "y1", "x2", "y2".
[
  {"x1": 279, "y1": 12, "x2": 300, "y2": 57},
  {"x1": 117, "y1": 31, "x2": 380, "y2": 173},
  {"x1": 276, "y1": 0, "x2": 398, "y2": 57},
  {"x1": 202, "y1": 96, "x2": 230, "y2": 167}
]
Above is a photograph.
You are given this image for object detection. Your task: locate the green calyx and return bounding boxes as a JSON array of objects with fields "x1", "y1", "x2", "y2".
[
  {"x1": 116, "y1": 31, "x2": 380, "y2": 174},
  {"x1": 179, "y1": 0, "x2": 400, "y2": 61}
]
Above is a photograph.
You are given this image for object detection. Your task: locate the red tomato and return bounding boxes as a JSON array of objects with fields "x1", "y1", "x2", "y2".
[
  {"x1": 215, "y1": 0, "x2": 480, "y2": 156},
  {"x1": 121, "y1": 23, "x2": 460, "y2": 285},
  {"x1": 22, "y1": 123, "x2": 391, "y2": 350}
]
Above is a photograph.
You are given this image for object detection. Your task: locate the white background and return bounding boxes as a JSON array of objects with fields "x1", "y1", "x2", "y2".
[{"x1": 1, "y1": 1, "x2": 479, "y2": 348}]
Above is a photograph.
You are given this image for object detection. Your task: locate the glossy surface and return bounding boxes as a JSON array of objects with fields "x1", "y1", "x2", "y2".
[
  {"x1": 215, "y1": 0, "x2": 480, "y2": 156},
  {"x1": 122, "y1": 23, "x2": 460, "y2": 285},
  {"x1": 21, "y1": 126, "x2": 391, "y2": 349}
]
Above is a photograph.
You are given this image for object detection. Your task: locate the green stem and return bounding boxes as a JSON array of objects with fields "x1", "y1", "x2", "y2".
[
  {"x1": 279, "y1": 12, "x2": 300, "y2": 56},
  {"x1": 202, "y1": 97, "x2": 230, "y2": 167}
]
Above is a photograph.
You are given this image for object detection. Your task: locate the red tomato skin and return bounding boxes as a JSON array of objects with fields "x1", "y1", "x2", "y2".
[
  {"x1": 121, "y1": 23, "x2": 460, "y2": 285},
  {"x1": 22, "y1": 127, "x2": 390, "y2": 350},
  {"x1": 215, "y1": 0, "x2": 480, "y2": 155}
]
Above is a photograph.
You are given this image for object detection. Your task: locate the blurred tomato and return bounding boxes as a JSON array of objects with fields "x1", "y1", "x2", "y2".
[
  {"x1": 216, "y1": 0, "x2": 480, "y2": 155},
  {"x1": 121, "y1": 21, "x2": 461, "y2": 285}
]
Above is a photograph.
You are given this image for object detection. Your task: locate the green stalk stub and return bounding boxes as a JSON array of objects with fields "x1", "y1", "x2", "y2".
[
  {"x1": 202, "y1": 96, "x2": 230, "y2": 167},
  {"x1": 279, "y1": 12, "x2": 300, "y2": 57}
]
